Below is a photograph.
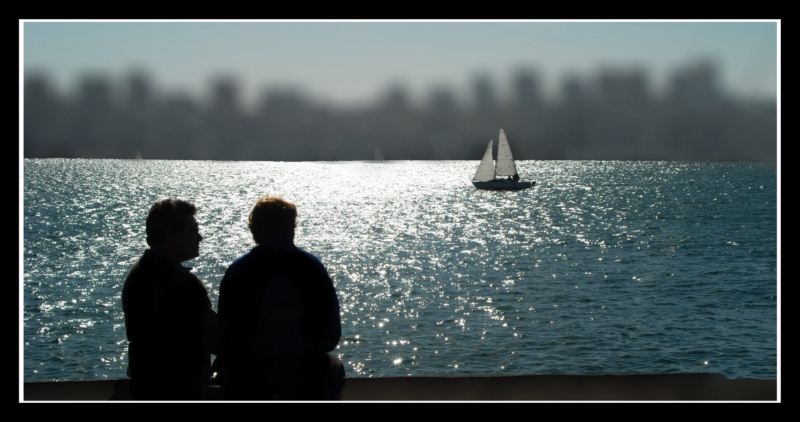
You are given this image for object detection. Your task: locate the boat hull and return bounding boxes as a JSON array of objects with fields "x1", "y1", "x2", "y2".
[{"x1": 473, "y1": 180, "x2": 535, "y2": 190}]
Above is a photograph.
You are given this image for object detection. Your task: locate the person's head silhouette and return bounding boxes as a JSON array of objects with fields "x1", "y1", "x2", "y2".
[
  {"x1": 248, "y1": 196, "x2": 297, "y2": 245},
  {"x1": 146, "y1": 198, "x2": 202, "y2": 262}
]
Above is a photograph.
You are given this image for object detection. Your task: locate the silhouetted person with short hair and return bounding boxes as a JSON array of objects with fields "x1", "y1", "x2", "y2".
[
  {"x1": 122, "y1": 198, "x2": 218, "y2": 400},
  {"x1": 218, "y1": 196, "x2": 344, "y2": 400}
]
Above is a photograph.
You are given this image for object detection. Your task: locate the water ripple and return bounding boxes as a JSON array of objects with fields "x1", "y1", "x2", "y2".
[{"x1": 23, "y1": 159, "x2": 776, "y2": 380}]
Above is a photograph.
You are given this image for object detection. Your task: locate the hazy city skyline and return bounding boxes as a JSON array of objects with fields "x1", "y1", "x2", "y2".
[
  {"x1": 24, "y1": 59, "x2": 777, "y2": 161},
  {"x1": 23, "y1": 20, "x2": 778, "y2": 107}
]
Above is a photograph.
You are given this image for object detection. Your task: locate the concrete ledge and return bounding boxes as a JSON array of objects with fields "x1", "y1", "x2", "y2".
[{"x1": 23, "y1": 374, "x2": 777, "y2": 401}]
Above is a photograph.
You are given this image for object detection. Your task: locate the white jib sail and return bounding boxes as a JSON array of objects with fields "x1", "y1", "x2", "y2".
[{"x1": 473, "y1": 139, "x2": 496, "y2": 182}]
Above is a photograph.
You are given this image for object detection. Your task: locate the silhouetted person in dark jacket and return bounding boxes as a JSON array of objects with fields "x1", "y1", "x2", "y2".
[
  {"x1": 218, "y1": 196, "x2": 344, "y2": 400},
  {"x1": 122, "y1": 198, "x2": 218, "y2": 400}
]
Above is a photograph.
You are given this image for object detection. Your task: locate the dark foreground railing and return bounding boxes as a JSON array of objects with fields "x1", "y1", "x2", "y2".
[{"x1": 23, "y1": 374, "x2": 777, "y2": 401}]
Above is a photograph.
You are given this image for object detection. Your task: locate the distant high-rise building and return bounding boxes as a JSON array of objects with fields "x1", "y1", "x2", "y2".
[
  {"x1": 472, "y1": 72, "x2": 499, "y2": 113},
  {"x1": 124, "y1": 69, "x2": 155, "y2": 110},
  {"x1": 210, "y1": 75, "x2": 241, "y2": 112},
  {"x1": 596, "y1": 68, "x2": 650, "y2": 104},
  {"x1": 77, "y1": 74, "x2": 114, "y2": 108},
  {"x1": 560, "y1": 74, "x2": 587, "y2": 104},
  {"x1": 668, "y1": 59, "x2": 722, "y2": 104},
  {"x1": 380, "y1": 83, "x2": 412, "y2": 113},
  {"x1": 512, "y1": 67, "x2": 543, "y2": 108},
  {"x1": 428, "y1": 84, "x2": 458, "y2": 115}
]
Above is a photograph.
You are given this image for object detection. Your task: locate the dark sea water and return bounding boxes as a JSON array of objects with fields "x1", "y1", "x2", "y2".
[{"x1": 22, "y1": 159, "x2": 777, "y2": 381}]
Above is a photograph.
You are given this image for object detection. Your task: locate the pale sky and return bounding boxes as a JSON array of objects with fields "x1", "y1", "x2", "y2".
[{"x1": 22, "y1": 20, "x2": 779, "y2": 107}]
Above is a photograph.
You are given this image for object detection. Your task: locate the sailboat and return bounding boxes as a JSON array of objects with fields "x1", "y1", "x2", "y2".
[
  {"x1": 373, "y1": 144, "x2": 384, "y2": 161},
  {"x1": 472, "y1": 129, "x2": 535, "y2": 190}
]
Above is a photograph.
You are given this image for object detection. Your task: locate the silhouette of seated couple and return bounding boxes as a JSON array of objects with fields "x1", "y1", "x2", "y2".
[{"x1": 122, "y1": 196, "x2": 344, "y2": 400}]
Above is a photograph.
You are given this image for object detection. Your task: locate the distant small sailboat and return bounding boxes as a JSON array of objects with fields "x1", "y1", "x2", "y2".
[
  {"x1": 373, "y1": 144, "x2": 385, "y2": 161},
  {"x1": 472, "y1": 129, "x2": 535, "y2": 190}
]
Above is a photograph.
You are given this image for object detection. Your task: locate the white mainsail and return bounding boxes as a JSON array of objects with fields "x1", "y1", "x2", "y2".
[
  {"x1": 495, "y1": 129, "x2": 519, "y2": 177},
  {"x1": 473, "y1": 139, "x2": 496, "y2": 182}
]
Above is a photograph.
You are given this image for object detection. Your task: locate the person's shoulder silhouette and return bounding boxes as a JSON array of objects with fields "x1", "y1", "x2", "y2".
[
  {"x1": 121, "y1": 198, "x2": 217, "y2": 400},
  {"x1": 218, "y1": 196, "x2": 344, "y2": 400}
]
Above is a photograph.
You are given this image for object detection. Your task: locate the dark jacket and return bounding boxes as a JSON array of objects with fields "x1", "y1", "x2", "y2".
[
  {"x1": 218, "y1": 244, "x2": 341, "y2": 397},
  {"x1": 122, "y1": 249, "x2": 214, "y2": 399}
]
